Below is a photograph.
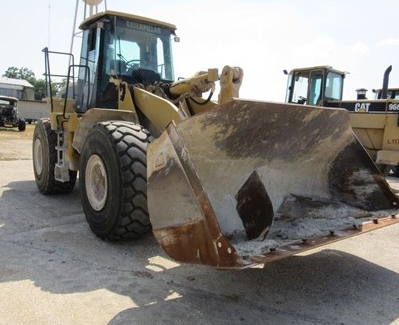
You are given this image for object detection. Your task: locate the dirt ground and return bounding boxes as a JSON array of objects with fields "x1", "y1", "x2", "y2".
[
  {"x1": 0, "y1": 125, "x2": 399, "y2": 325},
  {"x1": 0, "y1": 124, "x2": 35, "y2": 160}
]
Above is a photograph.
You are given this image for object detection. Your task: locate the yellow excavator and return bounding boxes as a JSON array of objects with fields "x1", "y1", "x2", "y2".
[{"x1": 33, "y1": 10, "x2": 399, "y2": 270}]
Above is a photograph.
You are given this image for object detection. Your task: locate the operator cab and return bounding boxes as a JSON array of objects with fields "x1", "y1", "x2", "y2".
[
  {"x1": 373, "y1": 88, "x2": 399, "y2": 100},
  {"x1": 75, "y1": 10, "x2": 178, "y2": 112},
  {"x1": 284, "y1": 66, "x2": 346, "y2": 106}
]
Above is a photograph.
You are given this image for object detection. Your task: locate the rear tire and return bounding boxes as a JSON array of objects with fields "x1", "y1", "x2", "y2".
[
  {"x1": 32, "y1": 118, "x2": 77, "y2": 194},
  {"x1": 79, "y1": 121, "x2": 152, "y2": 240}
]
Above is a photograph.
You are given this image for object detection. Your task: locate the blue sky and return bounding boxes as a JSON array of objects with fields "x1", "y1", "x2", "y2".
[{"x1": 2, "y1": 0, "x2": 399, "y2": 101}]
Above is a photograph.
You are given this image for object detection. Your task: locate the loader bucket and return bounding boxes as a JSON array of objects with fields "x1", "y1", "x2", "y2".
[{"x1": 147, "y1": 99, "x2": 399, "y2": 269}]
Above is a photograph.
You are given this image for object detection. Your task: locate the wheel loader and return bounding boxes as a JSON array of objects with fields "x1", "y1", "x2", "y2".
[
  {"x1": 33, "y1": 10, "x2": 399, "y2": 270},
  {"x1": 285, "y1": 65, "x2": 399, "y2": 175}
]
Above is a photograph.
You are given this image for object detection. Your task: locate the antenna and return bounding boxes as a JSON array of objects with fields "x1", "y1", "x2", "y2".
[
  {"x1": 47, "y1": 0, "x2": 51, "y2": 47},
  {"x1": 70, "y1": 0, "x2": 107, "y2": 57}
]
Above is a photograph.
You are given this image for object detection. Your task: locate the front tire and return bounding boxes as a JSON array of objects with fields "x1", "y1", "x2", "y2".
[
  {"x1": 32, "y1": 118, "x2": 77, "y2": 194},
  {"x1": 18, "y1": 119, "x2": 26, "y2": 131},
  {"x1": 79, "y1": 121, "x2": 152, "y2": 240}
]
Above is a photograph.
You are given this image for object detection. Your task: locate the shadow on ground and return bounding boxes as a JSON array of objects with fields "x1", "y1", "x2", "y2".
[{"x1": 0, "y1": 179, "x2": 398, "y2": 325}]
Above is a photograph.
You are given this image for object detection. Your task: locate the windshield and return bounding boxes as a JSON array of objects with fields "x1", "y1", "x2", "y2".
[
  {"x1": 106, "y1": 16, "x2": 175, "y2": 82},
  {"x1": 0, "y1": 98, "x2": 17, "y2": 106}
]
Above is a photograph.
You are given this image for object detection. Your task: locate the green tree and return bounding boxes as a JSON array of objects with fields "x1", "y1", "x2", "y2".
[
  {"x1": 2, "y1": 66, "x2": 19, "y2": 79},
  {"x1": 2, "y1": 66, "x2": 35, "y2": 80},
  {"x1": 33, "y1": 79, "x2": 47, "y2": 101}
]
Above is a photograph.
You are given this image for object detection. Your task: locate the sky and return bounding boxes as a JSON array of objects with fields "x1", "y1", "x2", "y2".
[{"x1": 1, "y1": 0, "x2": 399, "y2": 101}]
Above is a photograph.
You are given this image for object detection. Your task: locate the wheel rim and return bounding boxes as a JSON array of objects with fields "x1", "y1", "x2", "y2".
[
  {"x1": 85, "y1": 154, "x2": 108, "y2": 211},
  {"x1": 33, "y1": 138, "x2": 43, "y2": 175}
]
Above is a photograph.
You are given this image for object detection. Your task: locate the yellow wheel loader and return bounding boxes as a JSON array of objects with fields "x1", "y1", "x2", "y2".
[
  {"x1": 33, "y1": 11, "x2": 399, "y2": 270},
  {"x1": 285, "y1": 65, "x2": 399, "y2": 175}
]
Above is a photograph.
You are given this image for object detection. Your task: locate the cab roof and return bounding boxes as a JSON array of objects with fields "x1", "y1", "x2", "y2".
[
  {"x1": 79, "y1": 10, "x2": 177, "y2": 32},
  {"x1": 0, "y1": 95, "x2": 19, "y2": 103},
  {"x1": 288, "y1": 65, "x2": 348, "y2": 76}
]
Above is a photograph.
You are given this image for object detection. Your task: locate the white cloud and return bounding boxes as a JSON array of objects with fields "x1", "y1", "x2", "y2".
[
  {"x1": 378, "y1": 38, "x2": 399, "y2": 46},
  {"x1": 351, "y1": 42, "x2": 370, "y2": 54}
]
